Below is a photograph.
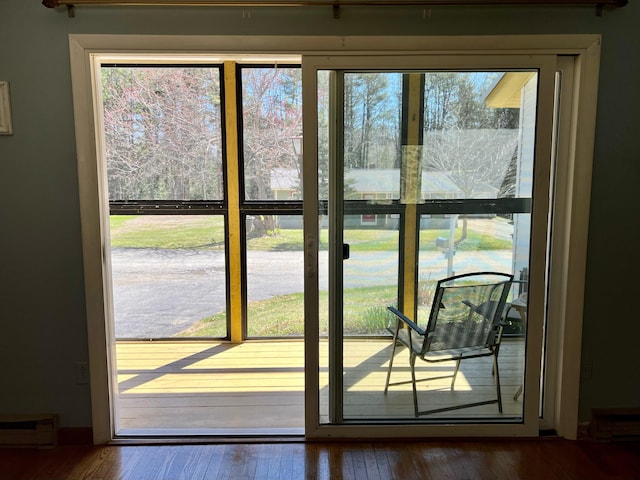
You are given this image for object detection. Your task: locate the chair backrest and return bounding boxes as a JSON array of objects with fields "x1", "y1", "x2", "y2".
[{"x1": 421, "y1": 272, "x2": 513, "y2": 355}]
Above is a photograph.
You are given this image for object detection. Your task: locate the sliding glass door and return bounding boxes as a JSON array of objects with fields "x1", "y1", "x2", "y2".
[
  {"x1": 71, "y1": 36, "x2": 599, "y2": 442},
  {"x1": 304, "y1": 55, "x2": 557, "y2": 436}
]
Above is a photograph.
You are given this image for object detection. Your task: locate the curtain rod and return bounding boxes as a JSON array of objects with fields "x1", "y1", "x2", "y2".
[
  {"x1": 42, "y1": 0, "x2": 627, "y2": 18},
  {"x1": 42, "y1": 0, "x2": 628, "y2": 7}
]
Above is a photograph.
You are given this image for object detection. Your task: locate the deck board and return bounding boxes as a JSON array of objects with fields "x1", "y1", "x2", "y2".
[{"x1": 116, "y1": 338, "x2": 525, "y2": 433}]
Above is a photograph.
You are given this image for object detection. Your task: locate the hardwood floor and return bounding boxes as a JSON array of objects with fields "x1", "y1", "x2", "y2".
[
  {"x1": 116, "y1": 338, "x2": 525, "y2": 434},
  {"x1": 1, "y1": 439, "x2": 639, "y2": 479}
]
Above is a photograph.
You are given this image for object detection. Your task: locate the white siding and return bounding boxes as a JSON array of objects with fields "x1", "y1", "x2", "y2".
[{"x1": 513, "y1": 76, "x2": 537, "y2": 279}]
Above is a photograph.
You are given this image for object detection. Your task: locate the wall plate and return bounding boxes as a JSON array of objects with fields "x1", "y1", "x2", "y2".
[{"x1": 0, "y1": 81, "x2": 13, "y2": 135}]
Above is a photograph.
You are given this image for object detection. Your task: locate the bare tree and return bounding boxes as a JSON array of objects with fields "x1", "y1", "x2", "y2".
[
  {"x1": 424, "y1": 129, "x2": 518, "y2": 198},
  {"x1": 102, "y1": 66, "x2": 223, "y2": 201},
  {"x1": 343, "y1": 73, "x2": 399, "y2": 170},
  {"x1": 424, "y1": 128, "x2": 518, "y2": 244},
  {"x1": 240, "y1": 67, "x2": 302, "y2": 237},
  {"x1": 241, "y1": 67, "x2": 302, "y2": 202}
]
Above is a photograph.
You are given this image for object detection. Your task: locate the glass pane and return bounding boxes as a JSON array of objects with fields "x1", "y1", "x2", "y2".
[
  {"x1": 319, "y1": 68, "x2": 537, "y2": 424},
  {"x1": 422, "y1": 72, "x2": 536, "y2": 200},
  {"x1": 101, "y1": 66, "x2": 224, "y2": 201},
  {"x1": 319, "y1": 220, "x2": 330, "y2": 423},
  {"x1": 110, "y1": 215, "x2": 227, "y2": 339},
  {"x1": 417, "y1": 214, "x2": 526, "y2": 299},
  {"x1": 417, "y1": 213, "x2": 529, "y2": 417},
  {"x1": 343, "y1": 73, "x2": 403, "y2": 201},
  {"x1": 341, "y1": 216, "x2": 400, "y2": 421},
  {"x1": 246, "y1": 214, "x2": 306, "y2": 337},
  {"x1": 342, "y1": 215, "x2": 400, "y2": 335},
  {"x1": 241, "y1": 67, "x2": 302, "y2": 201},
  {"x1": 318, "y1": 71, "x2": 330, "y2": 201}
]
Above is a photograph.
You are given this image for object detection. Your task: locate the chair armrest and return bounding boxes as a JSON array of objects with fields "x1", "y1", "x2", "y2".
[
  {"x1": 387, "y1": 306, "x2": 425, "y2": 335},
  {"x1": 462, "y1": 300, "x2": 476, "y2": 309},
  {"x1": 462, "y1": 299, "x2": 501, "y2": 322}
]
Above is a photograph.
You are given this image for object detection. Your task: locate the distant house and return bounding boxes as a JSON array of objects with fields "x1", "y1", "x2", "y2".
[
  {"x1": 270, "y1": 168, "x2": 303, "y2": 200},
  {"x1": 270, "y1": 168, "x2": 471, "y2": 229},
  {"x1": 485, "y1": 72, "x2": 537, "y2": 278},
  {"x1": 269, "y1": 130, "x2": 515, "y2": 229},
  {"x1": 271, "y1": 167, "x2": 470, "y2": 201}
]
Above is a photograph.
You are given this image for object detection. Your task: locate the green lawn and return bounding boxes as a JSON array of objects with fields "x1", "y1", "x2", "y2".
[
  {"x1": 110, "y1": 216, "x2": 226, "y2": 249},
  {"x1": 110, "y1": 215, "x2": 512, "y2": 251},
  {"x1": 177, "y1": 285, "x2": 399, "y2": 337},
  {"x1": 111, "y1": 214, "x2": 512, "y2": 338}
]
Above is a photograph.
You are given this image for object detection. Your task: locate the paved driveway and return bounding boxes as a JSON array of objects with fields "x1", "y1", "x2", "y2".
[
  {"x1": 112, "y1": 248, "x2": 511, "y2": 338},
  {"x1": 112, "y1": 248, "x2": 319, "y2": 338}
]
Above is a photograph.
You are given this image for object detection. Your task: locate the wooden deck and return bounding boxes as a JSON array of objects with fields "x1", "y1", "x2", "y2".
[{"x1": 115, "y1": 338, "x2": 525, "y2": 435}]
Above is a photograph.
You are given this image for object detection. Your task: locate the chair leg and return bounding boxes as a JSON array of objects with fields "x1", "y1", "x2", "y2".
[
  {"x1": 384, "y1": 321, "x2": 401, "y2": 394},
  {"x1": 384, "y1": 340, "x2": 399, "y2": 394},
  {"x1": 410, "y1": 353, "x2": 419, "y2": 417},
  {"x1": 451, "y1": 355, "x2": 462, "y2": 391},
  {"x1": 513, "y1": 385, "x2": 523, "y2": 401},
  {"x1": 493, "y1": 352, "x2": 503, "y2": 413}
]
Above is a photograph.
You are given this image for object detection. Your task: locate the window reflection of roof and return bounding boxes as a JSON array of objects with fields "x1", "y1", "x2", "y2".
[{"x1": 270, "y1": 168, "x2": 467, "y2": 195}]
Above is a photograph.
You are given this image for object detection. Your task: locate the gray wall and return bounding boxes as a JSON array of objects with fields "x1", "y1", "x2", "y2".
[{"x1": 0, "y1": 0, "x2": 638, "y2": 429}]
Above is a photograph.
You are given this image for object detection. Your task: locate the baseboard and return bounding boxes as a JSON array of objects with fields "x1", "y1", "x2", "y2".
[
  {"x1": 591, "y1": 408, "x2": 640, "y2": 442},
  {"x1": 0, "y1": 414, "x2": 58, "y2": 447}
]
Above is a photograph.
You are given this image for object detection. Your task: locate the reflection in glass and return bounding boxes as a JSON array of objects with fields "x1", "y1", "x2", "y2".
[
  {"x1": 417, "y1": 213, "x2": 530, "y2": 325},
  {"x1": 317, "y1": 69, "x2": 536, "y2": 423},
  {"x1": 342, "y1": 215, "x2": 400, "y2": 336},
  {"x1": 318, "y1": 70, "x2": 537, "y2": 203},
  {"x1": 343, "y1": 73, "x2": 403, "y2": 201},
  {"x1": 421, "y1": 72, "x2": 535, "y2": 200}
]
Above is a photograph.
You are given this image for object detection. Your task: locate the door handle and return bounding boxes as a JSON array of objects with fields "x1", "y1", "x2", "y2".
[{"x1": 342, "y1": 243, "x2": 350, "y2": 260}]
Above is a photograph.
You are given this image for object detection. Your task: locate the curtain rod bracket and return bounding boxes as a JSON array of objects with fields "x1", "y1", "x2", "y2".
[{"x1": 67, "y1": 4, "x2": 76, "y2": 17}]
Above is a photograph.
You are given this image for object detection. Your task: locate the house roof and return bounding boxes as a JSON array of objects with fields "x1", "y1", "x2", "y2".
[
  {"x1": 485, "y1": 72, "x2": 536, "y2": 108},
  {"x1": 271, "y1": 168, "x2": 466, "y2": 197},
  {"x1": 350, "y1": 169, "x2": 463, "y2": 196},
  {"x1": 271, "y1": 128, "x2": 516, "y2": 199}
]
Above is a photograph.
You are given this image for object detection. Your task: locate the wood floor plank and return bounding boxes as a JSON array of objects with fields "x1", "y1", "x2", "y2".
[{"x1": 2, "y1": 440, "x2": 637, "y2": 480}]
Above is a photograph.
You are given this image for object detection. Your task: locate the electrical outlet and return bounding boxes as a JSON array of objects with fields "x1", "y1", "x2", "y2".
[{"x1": 76, "y1": 361, "x2": 89, "y2": 385}]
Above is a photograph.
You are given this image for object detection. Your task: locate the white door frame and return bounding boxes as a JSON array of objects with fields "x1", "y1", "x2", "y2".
[{"x1": 68, "y1": 34, "x2": 600, "y2": 443}]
